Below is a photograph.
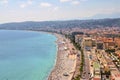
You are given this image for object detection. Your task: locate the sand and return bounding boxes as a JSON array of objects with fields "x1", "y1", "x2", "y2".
[{"x1": 48, "y1": 34, "x2": 77, "y2": 80}]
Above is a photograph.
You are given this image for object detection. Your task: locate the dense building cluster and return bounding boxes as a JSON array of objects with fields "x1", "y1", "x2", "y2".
[{"x1": 73, "y1": 27, "x2": 120, "y2": 80}]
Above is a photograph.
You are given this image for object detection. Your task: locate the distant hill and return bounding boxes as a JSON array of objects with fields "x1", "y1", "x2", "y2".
[
  {"x1": 0, "y1": 18, "x2": 120, "y2": 30},
  {"x1": 88, "y1": 13, "x2": 120, "y2": 19}
]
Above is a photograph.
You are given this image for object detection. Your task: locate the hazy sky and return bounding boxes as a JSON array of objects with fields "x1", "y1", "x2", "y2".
[{"x1": 0, "y1": 0, "x2": 120, "y2": 23}]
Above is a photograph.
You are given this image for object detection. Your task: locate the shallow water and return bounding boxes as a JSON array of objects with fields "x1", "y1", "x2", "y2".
[{"x1": 0, "y1": 30, "x2": 57, "y2": 80}]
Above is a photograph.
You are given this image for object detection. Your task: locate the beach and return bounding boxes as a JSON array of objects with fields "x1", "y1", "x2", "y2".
[{"x1": 48, "y1": 34, "x2": 77, "y2": 80}]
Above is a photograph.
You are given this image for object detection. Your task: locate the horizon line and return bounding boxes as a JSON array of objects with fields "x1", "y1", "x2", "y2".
[{"x1": 0, "y1": 17, "x2": 120, "y2": 25}]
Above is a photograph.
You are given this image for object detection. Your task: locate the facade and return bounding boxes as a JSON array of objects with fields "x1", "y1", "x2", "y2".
[
  {"x1": 92, "y1": 39, "x2": 96, "y2": 47},
  {"x1": 115, "y1": 38, "x2": 120, "y2": 48},
  {"x1": 104, "y1": 42, "x2": 115, "y2": 49},
  {"x1": 84, "y1": 37, "x2": 92, "y2": 47}
]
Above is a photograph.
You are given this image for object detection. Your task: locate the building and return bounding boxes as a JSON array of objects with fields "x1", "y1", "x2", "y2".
[
  {"x1": 104, "y1": 42, "x2": 115, "y2": 49},
  {"x1": 75, "y1": 34, "x2": 83, "y2": 45},
  {"x1": 115, "y1": 38, "x2": 120, "y2": 48},
  {"x1": 111, "y1": 71, "x2": 120, "y2": 80},
  {"x1": 96, "y1": 41, "x2": 104, "y2": 50},
  {"x1": 84, "y1": 37, "x2": 92, "y2": 47},
  {"x1": 92, "y1": 39, "x2": 96, "y2": 47},
  {"x1": 93, "y1": 62, "x2": 101, "y2": 80},
  {"x1": 103, "y1": 38, "x2": 115, "y2": 49}
]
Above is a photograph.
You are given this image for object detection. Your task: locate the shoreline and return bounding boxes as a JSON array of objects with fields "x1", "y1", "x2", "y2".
[
  {"x1": 0, "y1": 30, "x2": 77, "y2": 80},
  {"x1": 48, "y1": 33, "x2": 77, "y2": 80},
  {"x1": 46, "y1": 33, "x2": 58, "y2": 80}
]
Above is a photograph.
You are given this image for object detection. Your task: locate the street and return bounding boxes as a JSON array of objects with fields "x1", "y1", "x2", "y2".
[{"x1": 81, "y1": 48, "x2": 91, "y2": 80}]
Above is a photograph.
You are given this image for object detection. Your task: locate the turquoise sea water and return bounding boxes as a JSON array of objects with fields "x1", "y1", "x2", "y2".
[{"x1": 0, "y1": 30, "x2": 57, "y2": 80}]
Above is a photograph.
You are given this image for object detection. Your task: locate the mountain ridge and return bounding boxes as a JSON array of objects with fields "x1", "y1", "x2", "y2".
[{"x1": 0, "y1": 18, "x2": 120, "y2": 30}]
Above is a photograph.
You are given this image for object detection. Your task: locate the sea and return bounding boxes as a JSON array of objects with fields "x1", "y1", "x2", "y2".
[{"x1": 0, "y1": 30, "x2": 57, "y2": 80}]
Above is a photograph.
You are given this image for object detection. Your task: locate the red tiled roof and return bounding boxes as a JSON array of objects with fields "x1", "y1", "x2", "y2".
[
  {"x1": 93, "y1": 78, "x2": 101, "y2": 80},
  {"x1": 108, "y1": 42, "x2": 115, "y2": 46},
  {"x1": 115, "y1": 38, "x2": 120, "y2": 46}
]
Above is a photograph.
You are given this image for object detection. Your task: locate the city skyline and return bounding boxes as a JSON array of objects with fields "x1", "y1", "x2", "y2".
[{"x1": 0, "y1": 0, "x2": 120, "y2": 23}]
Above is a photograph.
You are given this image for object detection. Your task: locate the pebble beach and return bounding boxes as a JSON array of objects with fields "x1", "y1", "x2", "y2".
[{"x1": 48, "y1": 34, "x2": 77, "y2": 80}]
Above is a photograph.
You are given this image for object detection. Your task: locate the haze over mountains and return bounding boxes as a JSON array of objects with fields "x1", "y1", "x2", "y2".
[
  {"x1": 83, "y1": 13, "x2": 120, "y2": 19},
  {"x1": 0, "y1": 18, "x2": 120, "y2": 31}
]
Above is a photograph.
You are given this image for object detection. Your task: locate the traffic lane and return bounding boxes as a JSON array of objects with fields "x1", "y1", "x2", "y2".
[{"x1": 82, "y1": 50, "x2": 90, "y2": 79}]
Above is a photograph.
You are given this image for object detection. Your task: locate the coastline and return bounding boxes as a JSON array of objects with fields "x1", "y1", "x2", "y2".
[
  {"x1": 0, "y1": 30, "x2": 60, "y2": 80},
  {"x1": 48, "y1": 33, "x2": 77, "y2": 80},
  {"x1": 0, "y1": 30, "x2": 77, "y2": 80}
]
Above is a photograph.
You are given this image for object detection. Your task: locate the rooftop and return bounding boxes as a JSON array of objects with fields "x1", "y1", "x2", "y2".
[{"x1": 94, "y1": 62, "x2": 100, "y2": 69}]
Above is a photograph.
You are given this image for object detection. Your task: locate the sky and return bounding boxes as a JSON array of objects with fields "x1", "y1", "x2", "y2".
[{"x1": 0, "y1": 0, "x2": 120, "y2": 23}]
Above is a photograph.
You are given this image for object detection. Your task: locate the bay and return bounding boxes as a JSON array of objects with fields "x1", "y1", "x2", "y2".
[{"x1": 0, "y1": 30, "x2": 57, "y2": 80}]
